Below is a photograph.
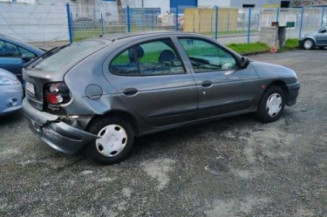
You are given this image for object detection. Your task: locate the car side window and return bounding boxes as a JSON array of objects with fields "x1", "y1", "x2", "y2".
[
  {"x1": 110, "y1": 48, "x2": 139, "y2": 76},
  {"x1": 179, "y1": 38, "x2": 237, "y2": 73},
  {"x1": 0, "y1": 40, "x2": 21, "y2": 58},
  {"x1": 109, "y1": 39, "x2": 185, "y2": 76},
  {"x1": 137, "y1": 39, "x2": 185, "y2": 75},
  {"x1": 18, "y1": 47, "x2": 36, "y2": 58}
]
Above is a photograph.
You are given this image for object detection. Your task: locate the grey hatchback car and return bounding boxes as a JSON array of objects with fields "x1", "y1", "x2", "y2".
[
  {"x1": 300, "y1": 26, "x2": 327, "y2": 49},
  {"x1": 22, "y1": 32, "x2": 300, "y2": 165}
]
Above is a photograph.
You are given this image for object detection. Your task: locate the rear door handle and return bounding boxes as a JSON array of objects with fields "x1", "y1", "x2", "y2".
[
  {"x1": 123, "y1": 88, "x2": 138, "y2": 96},
  {"x1": 201, "y1": 80, "x2": 212, "y2": 87}
]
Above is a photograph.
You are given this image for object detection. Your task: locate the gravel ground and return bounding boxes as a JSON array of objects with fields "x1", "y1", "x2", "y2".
[{"x1": 1, "y1": 50, "x2": 327, "y2": 217}]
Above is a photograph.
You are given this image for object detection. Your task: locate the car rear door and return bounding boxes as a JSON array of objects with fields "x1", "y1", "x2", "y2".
[
  {"x1": 177, "y1": 37, "x2": 259, "y2": 119},
  {"x1": 105, "y1": 38, "x2": 197, "y2": 127}
]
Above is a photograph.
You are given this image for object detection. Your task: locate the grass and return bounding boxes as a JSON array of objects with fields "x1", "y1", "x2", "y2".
[
  {"x1": 279, "y1": 38, "x2": 300, "y2": 52},
  {"x1": 227, "y1": 42, "x2": 270, "y2": 55},
  {"x1": 284, "y1": 38, "x2": 299, "y2": 49}
]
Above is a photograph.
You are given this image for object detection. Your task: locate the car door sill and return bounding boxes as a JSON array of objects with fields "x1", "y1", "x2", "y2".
[{"x1": 140, "y1": 107, "x2": 256, "y2": 136}]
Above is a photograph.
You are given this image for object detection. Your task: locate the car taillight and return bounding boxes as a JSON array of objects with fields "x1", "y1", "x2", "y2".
[{"x1": 45, "y1": 82, "x2": 70, "y2": 105}]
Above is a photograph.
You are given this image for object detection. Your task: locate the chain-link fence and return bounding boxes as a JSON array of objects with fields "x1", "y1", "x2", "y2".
[
  {"x1": 1, "y1": 1, "x2": 327, "y2": 49},
  {"x1": 0, "y1": 2, "x2": 69, "y2": 49}
]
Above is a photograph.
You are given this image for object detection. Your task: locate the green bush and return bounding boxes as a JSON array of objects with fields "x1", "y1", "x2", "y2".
[
  {"x1": 284, "y1": 38, "x2": 299, "y2": 49},
  {"x1": 227, "y1": 42, "x2": 270, "y2": 54}
]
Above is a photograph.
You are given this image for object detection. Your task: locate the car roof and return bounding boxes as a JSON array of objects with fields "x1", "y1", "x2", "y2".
[
  {"x1": 97, "y1": 31, "x2": 206, "y2": 43},
  {"x1": 0, "y1": 34, "x2": 44, "y2": 56}
]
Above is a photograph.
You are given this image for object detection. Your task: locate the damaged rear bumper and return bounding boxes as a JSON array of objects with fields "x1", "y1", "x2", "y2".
[{"x1": 22, "y1": 98, "x2": 97, "y2": 155}]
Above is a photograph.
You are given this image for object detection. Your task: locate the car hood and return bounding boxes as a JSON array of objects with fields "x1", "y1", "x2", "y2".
[
  {"x1": 250, "y1": 61, "x2": 297, "y2": 79},
  {"x1": 0, "y1": 68, "x2": 19, "y2": 80},
  {"x1": 303, "y1": 31, "x2": 318, "y2": 38}
]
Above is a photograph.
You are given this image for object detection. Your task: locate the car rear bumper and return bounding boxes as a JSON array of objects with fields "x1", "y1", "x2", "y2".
[
  {"x1": 22, "y1": 98, "x2": 98, "y2": 155},
  {"x1": 0, "y1": 84, "x2": 23, "y2": 115},
  {"x1": 287, "y1": 82, "x2": 300, "y2": 106}
]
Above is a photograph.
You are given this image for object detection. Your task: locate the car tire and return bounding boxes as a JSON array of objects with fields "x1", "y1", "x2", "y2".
[
  {"x1": 256, "y1": 86, "x2": 286, "y2": 123},
  {"x1": 303, "y1": 39, "x2": 314, "y2": 50},
  {"x1": 85, "y1": 116, "x2": 135, "y2": 165}
]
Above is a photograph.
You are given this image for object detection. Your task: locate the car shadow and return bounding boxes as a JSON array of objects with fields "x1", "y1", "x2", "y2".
[
  {"x1": 0, "y1": 110, "x2": 25, "y2": 126},
  {"x1": 133, "y1": 113, "x2": 256, "y2": 157}
]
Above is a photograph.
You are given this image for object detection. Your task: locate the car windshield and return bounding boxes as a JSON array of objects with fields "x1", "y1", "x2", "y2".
[{"x1": 33, "y1": 40, "x2": 104, "y2": 72}]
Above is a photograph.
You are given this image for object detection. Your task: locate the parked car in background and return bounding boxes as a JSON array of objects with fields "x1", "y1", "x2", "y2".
[
  {"x1": 0, "y1": 68, "x2": 23, "y2": 115},
  {"x1": 0, "y1": 34, "x2": 44, "y2": 82},
  {"x1": 23, "y1": 32, "x2": 300, "y2": 165},
  {"x1": 300, "y1": 26, "x2": 327, "y2": 49}
]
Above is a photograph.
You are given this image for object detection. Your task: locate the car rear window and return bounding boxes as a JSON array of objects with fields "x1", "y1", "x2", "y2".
[{"x1": 33, "y1": 40, "x2": 104, "y2": 72}]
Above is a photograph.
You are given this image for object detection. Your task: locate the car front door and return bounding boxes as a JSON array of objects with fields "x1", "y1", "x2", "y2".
[
  {"x1": 106, "y1": 38, "x2": 197, "y2": 127},
  {"x1": 316, "y1": 28, "x2": 327, "y2": 46},
  {"x1": 177, "y1": 37, "x2": 259, "y2": 119}
]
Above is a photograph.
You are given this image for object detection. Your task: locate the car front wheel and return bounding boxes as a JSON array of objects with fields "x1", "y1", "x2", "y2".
[
  {"x1": 256, "y1": 86, "x2": 286, "y2": 123},
  {"x1": 303, "y1": 39, "x2": 314, "y2": 50},
  {"x1": 86, "y1": 116, "x2": 135, "y2": 165}
]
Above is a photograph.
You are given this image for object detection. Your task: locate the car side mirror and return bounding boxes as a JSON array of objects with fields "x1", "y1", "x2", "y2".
[
  {"x1": 239, "y1": 56, "x2": 249, "y2": 68},
  {"x1": 319, "y1": 29, "x2": 326, "y2": 33},
  {"x1": 21, "y1": 54, "x2": 31, "y2": 62}
]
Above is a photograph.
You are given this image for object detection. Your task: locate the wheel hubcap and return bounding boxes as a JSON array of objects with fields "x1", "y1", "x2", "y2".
[
  {"x1": 266, "y1": 93, "x2": 283, "y2": 117},
  {"x1": 304, "y1": 40, "x2": 312, "y2": 49},
  {"x1": 95, "y1": 124, "x2": 128, "y2": 157}
]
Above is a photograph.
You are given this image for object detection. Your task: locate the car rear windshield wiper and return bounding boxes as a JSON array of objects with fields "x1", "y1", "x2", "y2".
[{"x1": 24, "y1": 44, "x2": 70, "y2": 68}]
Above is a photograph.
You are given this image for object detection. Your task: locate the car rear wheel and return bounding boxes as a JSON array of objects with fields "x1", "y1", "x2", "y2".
[
  {"x1": 303, "y1": 39, "x2": 314, "y2": 50},
  {"x1": 256, "y1": 86, "x2": 286, "y2": 123},
  {"x1": 86, "y1": 116, "x2": 135, "y2": 165}
]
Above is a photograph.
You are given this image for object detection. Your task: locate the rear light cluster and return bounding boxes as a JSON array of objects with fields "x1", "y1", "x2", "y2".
[{"x1": 45, "y1": 82, "x2": 71, "y2": 106}]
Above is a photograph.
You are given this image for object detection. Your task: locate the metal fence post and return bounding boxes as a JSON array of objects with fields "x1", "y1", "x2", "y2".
[
  {"x1": 276, "y1": 7, "x2": 280, "y2": 23},
  {"x1": 299, "y1": 7, "x2": 304, "y2": 38},
  {"x1": 126, "y1": 5, "x2": 131, "y2": 32},
  {"x1": 152, "y1": 11, "x2": 155, "y2": 30},
  {"x1": 101, "y1": 13, "x2": 104, "y2": 36},
  {"x1": 247, "y1": 7, "x2": 252, "y2": 44},
  {"x1": 66, "y1": 3, "x2": 73, "y2": 44},
  {"x1": 175, "y1": 5, "x2": 178, "y2": 31},
  {"x1": 321, "y1": 7, "x2": 325, "y2": 28},
  {"x1": 215, "y1": 6, "x2": 218, "y2": 40},
  {"x1": 71, "y1": 12, "x2": 74, "y2": 40}
]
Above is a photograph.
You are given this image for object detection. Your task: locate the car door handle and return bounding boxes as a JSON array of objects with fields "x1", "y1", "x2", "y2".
[
  {"x1": 201, "y1": 80, "x2": 212, "y2": 87},
  {"x1": 123, "y1": 88, "x2": 138, "y2": 96}
]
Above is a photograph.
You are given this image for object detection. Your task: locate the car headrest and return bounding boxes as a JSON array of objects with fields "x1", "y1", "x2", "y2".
[
  {"x1": 158, "y1": 49, "x2": 176, "y2": 63},
  {"x1": 129, "y1": 45, "x2": 144, "y2": 62}
]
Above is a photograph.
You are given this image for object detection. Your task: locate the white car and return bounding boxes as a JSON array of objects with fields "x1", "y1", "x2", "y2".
[{"x1": 0, "y1": 68, "x2": 23, "y2": 115}]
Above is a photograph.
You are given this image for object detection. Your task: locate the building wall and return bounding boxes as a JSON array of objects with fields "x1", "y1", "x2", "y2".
[
  {"x1": 143, "y1": 0, "x2": 170, "y2": 13},
  {"x1": 0, "y1": 1, "x2": 69, "y2": 42}
]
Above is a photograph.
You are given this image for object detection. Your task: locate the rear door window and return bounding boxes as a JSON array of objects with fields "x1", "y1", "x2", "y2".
[
  {"x1": 109, "y1": 38, "x2": 185, "y2": 76},
  {"x1": 110, "y1": 48, "x2": 139, "y2": 75}
]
